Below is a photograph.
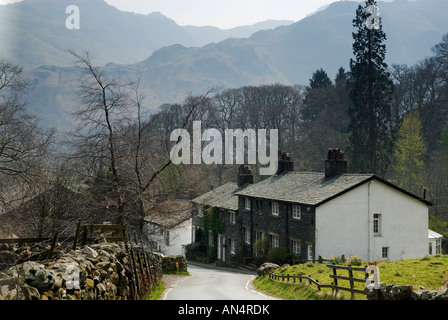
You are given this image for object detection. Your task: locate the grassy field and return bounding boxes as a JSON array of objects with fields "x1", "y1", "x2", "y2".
[{"x1": 253, "y1": 254, "x2": 448, "y2": 300}]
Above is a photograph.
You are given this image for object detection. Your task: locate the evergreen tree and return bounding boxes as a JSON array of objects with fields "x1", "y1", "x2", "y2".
[
  {"x1": 309, "y1": 68, "x2": 332, "y2": 89},
  {"x1": 394, "y1": 110, "x2": 426, "y2": 194},
  {"x1": 347, "y1": 0, "x2": 395, "y2": 175}
]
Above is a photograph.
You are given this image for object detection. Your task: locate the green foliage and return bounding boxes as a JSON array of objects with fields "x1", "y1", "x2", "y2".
[
  {"x1": 254, "y1": 255, "x2": 448, "y2": 300},
  {"x1": 201, "y1": 207, "x2": 226, "y2": 261},
  {"x1": 347, "y1": 0, "x2": 395, "y2": 175},
  {"x1": 394, "y1": 110, "x2": 427, "y2": 193},
  {"x1": 309, "y1": 68, "x2": 332, "y2": 89},
  {"x1": 253, "y1": 238, "x2": 270, "y2": 262},
  {"x1": 266, "y1": 247, "x2": 295, "y2": 265}
]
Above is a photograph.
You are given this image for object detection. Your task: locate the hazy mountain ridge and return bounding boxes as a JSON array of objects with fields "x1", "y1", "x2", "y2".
[
  {"x1": 2, "y1": 0, "x2": 447, "y2": 129},
  {"x1": 0, "y1": 0, "x2": 293, "y2": 70}
]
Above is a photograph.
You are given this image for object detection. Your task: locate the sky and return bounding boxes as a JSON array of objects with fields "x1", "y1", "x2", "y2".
[{"x1": 0, "y1": 0, "x2": 346, "y2": 29}]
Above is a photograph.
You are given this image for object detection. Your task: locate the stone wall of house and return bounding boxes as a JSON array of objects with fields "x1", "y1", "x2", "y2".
[
  {"x1": 365, "y1": 283, "x2": 448, "y2": 300},
  {"x1": 238, "y1": 197, "x2": 315, "y2": 261},
  {"x1": 0, "y1": 239, "x2": 162, "y2": 300}
]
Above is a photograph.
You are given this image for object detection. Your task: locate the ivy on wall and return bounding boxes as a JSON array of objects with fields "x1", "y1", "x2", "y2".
[{"x1": 202, "y1": 206, "x2": 226, "y2": 261}]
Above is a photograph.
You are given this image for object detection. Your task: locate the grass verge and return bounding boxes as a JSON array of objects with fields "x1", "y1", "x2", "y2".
[{"x1": 253, "y1": 254, "x2": 448, "y2": 300}]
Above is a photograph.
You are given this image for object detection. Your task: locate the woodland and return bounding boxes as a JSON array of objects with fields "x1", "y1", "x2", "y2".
[{"x1": 0, "y1": 0, "x2": 447, "y2": 242}]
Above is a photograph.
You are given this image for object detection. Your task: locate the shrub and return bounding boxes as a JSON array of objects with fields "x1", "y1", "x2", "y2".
[{"x1": 266, "y1": 247, "x2": 294, "y2": 265}]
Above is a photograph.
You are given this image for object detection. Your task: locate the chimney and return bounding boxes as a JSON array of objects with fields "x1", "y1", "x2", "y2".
[
  {"x1": 238, "y1": 165, "x2": 254, "y2": 187},
  {"x1": 325, "y1": 148, "x2": 348, "y2": 177},
  {"x1": 276, "y1": 150, "x2": 294, "y2": 174}
]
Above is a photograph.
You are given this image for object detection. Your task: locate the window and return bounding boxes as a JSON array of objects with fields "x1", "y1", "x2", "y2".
[
  {"x1": 209, "y1": 230, "x2": 213, "y2": 246},
  {"x1": 244, "y1": 227, "x2": 251, "y2": 245},
  {"x1": 270, "y1": 234, "x2": 279, "y2": 248},
  {"x1": 436, "y1": 239, "x2": 442, "y2": 254},
  {"x1": 255, "y1": 231, "x2": 264, "y2": 242},
  {"x1": 382, "y1": 247, "x2": 389, "y2": 259},
  {"x1": 245, "y1": 198, "x2": 251, "y2": 210},
  {"x1": 229, "y1": 211, "x2": 236, "y2": 224},
  {"x1": 373, "y1": 213, "x2": 382, "y2": 235},
  {"x1": 307, "y1": 244, "x2": 313, "y2": 261},
  {"x1": 229, "y1": 238, "x2": 235, "y2": 254},
  {"x1": 290, "y1": 239, "x2": 301, "y2": 255},
  {"x1": 256, "y1": 200, "x2": 263, "y2": 215},
  {"x1": 292, "y1": 205, "x2": 301, "y2": 220},
  {"x1": 271, "y1": 202, "x2": 279, "y2": 216},
  {"x1": 164, "y1": 230, "x2": 170, "y2": 246}
]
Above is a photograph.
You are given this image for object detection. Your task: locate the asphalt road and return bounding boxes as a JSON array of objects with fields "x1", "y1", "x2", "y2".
[{"x1": 162, "y1": 265, "x2": 280, "y2": 300}]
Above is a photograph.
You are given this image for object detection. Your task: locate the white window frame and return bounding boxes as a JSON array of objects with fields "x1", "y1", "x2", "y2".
[
  {"x1": 307, "y1": 244, "x2": 313, "y2": 261},
  {"x1": 244, "y1": 227, "x2": 251, "y2": 245},
  {"x1": 229, "y1": 238, "x2": 235, "y2": 254},
  {"x1": 436, "y1": 239, "x2": 442, "y2": 254},
  {"x1": 373, "y1": 213, "x2": 382, "y2": 236},
  {"x1": 291, "y1": 239, "x2": 301, "y2": 255},
  {"x1": 271, "y1": 234, "x2": 279, "y2": 248},
  {"x1": 271, "y1": 202, "x2": 279, "y2": 216},
  {"x1": 229, "y1": 211, "x2": 236, "y2": 224},
  {"x1": 245, "y1": 198, "x2": 251, "y2": 210},
  {"x1": 292, "y1": 205, "x2": 301, "y2": 220}
]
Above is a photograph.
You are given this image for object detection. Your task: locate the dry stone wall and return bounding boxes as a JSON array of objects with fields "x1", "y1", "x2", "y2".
[
  {"x1": 0, "y1": 239, "x2": 162, "y2": 300},
  {"x1": 365, "y1": 283, "x2": 448, "y2": 300}
]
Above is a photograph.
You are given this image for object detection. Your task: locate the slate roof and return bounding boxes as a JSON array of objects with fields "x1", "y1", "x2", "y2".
[
  {"x1": 145, "y1": 200, "x2": 192, "y2": 229},
  {"x1": 235, "y1": 171, "x2": 431, "y2": 207},
  {"x1": 191, "y1": 182, "x2": 244, "y2": 211}
]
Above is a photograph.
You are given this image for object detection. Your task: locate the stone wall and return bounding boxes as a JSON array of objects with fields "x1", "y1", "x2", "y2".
[
  {"x1": 365, "y1": 283, "x2": 448, "y2": 300},
  {"x1": 0, "y1": 240, "x2": 162, "y2": 300},
  {"x1": 161, "y1": 255, "x2": 188, "y2": 273}
]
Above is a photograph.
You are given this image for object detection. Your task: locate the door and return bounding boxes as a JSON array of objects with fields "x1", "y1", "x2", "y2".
[{"x1": 307, "y1": 244, "x2": 313, "y2": 261}]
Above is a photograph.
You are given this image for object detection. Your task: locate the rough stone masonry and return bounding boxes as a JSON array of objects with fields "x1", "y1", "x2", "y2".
[{"x1": 0, "y1": 238, "x2": 162, "y2": 300}]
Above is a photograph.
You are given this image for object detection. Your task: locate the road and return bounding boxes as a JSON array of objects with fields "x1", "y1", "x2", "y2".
[{"x1": 162, "y1": 264, "x2": 280, "y2": 300}]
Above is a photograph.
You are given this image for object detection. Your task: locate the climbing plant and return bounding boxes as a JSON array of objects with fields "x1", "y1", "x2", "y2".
[{"x1": 202, "y1": 206, "x2": 226, "y2": 261}]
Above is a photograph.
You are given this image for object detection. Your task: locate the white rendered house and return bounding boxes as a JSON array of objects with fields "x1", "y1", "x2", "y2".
[{"x1": 144, "y1": 200, "x2": 192, "y2": 257}]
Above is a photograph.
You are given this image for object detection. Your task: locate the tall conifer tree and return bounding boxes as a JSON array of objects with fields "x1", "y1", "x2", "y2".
[{"x1": 347, "y1": 0, "x2": 395, "y2": 174}]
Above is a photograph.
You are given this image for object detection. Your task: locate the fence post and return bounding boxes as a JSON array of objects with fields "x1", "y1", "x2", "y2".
[
  {"x1": 348, "y1": 265, "x2": 355, "y2": 300},
  {"x1": 332, "y1": 267, "x2": 339, "y2": 295},
  {"x1": 47, "y1": 231, "x2": 58, "y2": 259},
  {"x1": 73, "y1": 220, "x2": 81, "y2": 250}
]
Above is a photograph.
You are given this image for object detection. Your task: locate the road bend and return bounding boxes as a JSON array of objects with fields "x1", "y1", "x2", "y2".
[{"x1": 162, "y1": 264, "x2": 280, "y2": 300}]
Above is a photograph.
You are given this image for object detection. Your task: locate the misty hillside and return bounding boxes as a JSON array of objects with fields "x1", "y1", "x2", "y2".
[
  {"x1": 0, "y1": 0, "x2": 292, "y2": 70},
  {"x1": 3, "y1": 0, "x2": 448, "y2": 129}
]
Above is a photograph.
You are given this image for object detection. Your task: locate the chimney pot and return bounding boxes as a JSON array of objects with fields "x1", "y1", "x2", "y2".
[{"x1": 325, "y1": 148, "x2": 347, "y2": 177}]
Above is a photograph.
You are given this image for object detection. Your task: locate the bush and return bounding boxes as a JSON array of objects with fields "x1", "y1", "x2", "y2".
[
  {"x1": 185, "y1": 242, "x2": 207, "y2": 261},
  {"x1": 266, "y1": 247, "x2": 294, "y2": 265}
]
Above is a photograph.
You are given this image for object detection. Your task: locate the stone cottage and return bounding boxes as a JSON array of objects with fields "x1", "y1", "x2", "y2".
[{"x1": 191, "y1": 149, "x2": 433, "y2": 264}]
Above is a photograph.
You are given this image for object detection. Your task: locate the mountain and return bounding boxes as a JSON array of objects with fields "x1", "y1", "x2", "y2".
[
  {"x1": 4, "y1": 0, "x2": 448, "y2": 129},
  {"x1": 91, "y1": 0, "x2": 448, "y2": 105},
  {"x1": 183, "y1": 20, "x2": 294, "y2": 46},
  {"x1": 0, "y1": 0, "x2": 293, "y2": 70}
]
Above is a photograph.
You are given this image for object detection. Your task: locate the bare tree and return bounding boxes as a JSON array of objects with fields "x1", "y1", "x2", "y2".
[
  {"x1": 68, "y1": 49, "x2": 133, "y2": 225},
  {"x1": 0, "y1": 59, "x2": 54, "y2": 217}
]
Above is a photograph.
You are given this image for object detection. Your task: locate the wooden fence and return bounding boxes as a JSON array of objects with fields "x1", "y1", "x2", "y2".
[
  {"x1": 125, "y1": 241, "x2": 162, "y2": 300},
  {"x1": 269, "y1": 264, "x2": 368, "y2": 299}
]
